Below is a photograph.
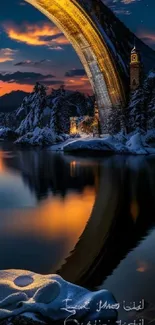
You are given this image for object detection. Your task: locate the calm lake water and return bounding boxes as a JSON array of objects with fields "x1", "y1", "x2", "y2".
[{"x1": 0, "y1": 142, "x2": 155, "y2": 323}]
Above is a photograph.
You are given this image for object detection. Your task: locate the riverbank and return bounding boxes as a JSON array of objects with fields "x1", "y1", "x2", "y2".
[
  {"x1": 63, "y1": 132, "x2": 155, "y2": 155},
  {"x1": 0, "y1": 129, "x2": 155, "y2": 156}
]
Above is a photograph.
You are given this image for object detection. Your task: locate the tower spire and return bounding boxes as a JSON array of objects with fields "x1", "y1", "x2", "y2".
[
  {"x1": 134, "y1": 36, "x2": 136, "y2": 48},
  {"x1": 130, "y1": 39, "x2": 142, "y2": 91},
  {"x1": 131, "y1": 36, "x2": 137, "y2": 53}
]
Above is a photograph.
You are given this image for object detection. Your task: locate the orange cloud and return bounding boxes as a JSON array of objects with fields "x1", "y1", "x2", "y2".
[
  {"x1": 121, "y1": 0, "x2": 139, "y2": 3},
  {"x1": 0, "y1": 48, "x2": 18, "y2": 63},
  {"x1": 0, "y1": 75, "x2": 92, "y2": 96},
  {"x1": 4, "y1": 22, "x2": 69, "y2": 47},
  {"x1": 65, "y1": 76, "x2": 92, "y2": 94},
  {"x1": 0, "y1": 81, "x2": 33, "y2": 96}
]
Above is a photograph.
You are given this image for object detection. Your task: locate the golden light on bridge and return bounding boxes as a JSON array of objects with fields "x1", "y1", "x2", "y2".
[{"x1": 25, "y1": 0, "x2": 125, "y2": 129}]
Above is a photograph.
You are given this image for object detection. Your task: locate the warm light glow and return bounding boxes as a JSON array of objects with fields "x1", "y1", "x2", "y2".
[
  {"x1": 70, "y1": 117, "x2": 78, "y2": 134},
  {"x1": 136, "y1": 261, "x2": 149, "y2": 273},
  {"x1": 70, "y1": 125, "x2": 77, "y2": 134},
  {"x1": 2, "y1": 187, "x2": 95, "y2": 269},
  {"x1": 0, "y1": 151, "x2": 13, "y2": 173},
  {"x1": 130, "y1": 200, "x2": 139, "y2": 222},
  {"x1": 25, "y1": 0, "x2": 125, "y2": 122},
  {"x1": 4, "y1": 22, "x2": 69, "y2": 46},
  {"x1": 131, "y1": 54, "x2": 139, "y2": 63},
  {"x1": 70, "y1": 161, "x2": 76, "y2": 177},
  {"x1": 0, "y1": 152, "x2": 5, "y2": 173},
  {"x1": 4, "y1": 188, "x2": 95, "y2": 236},
  {"x1": 0, "y1": 82, "x2": 33, "y2": 96}
]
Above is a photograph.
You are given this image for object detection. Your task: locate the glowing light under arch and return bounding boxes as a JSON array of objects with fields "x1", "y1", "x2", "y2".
[{"x1": 25, "y1": 0, "x2": 125, "y2": 130}]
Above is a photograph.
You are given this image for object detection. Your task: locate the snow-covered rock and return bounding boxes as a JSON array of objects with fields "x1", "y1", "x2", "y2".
[
  {"x1": 0, "y1": 269, "x2": 117, "y2": 322},
  {"x1": 0, "y1": 127, "x2": 17, "y2": 140},
  {"x1": 64, "y1": 132, "x2": 155, "y2": 155},
  {"x1": 126, "y1": 133, "x2": 148, "y2": 154},
  {"x1": 64, "y1": 137, "x2": 115, "y2": 153},
  {"x1": 15, "y1": 127, "x2": 57, "y2": 146}
]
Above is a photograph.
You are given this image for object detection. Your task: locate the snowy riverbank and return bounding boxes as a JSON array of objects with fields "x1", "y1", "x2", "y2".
[
  {"x1": 63, "y1": 132, "x2": 155, "y2": 155},
  {"x1": 0, "y1": 270, "x2": 117, "y2": 324}
]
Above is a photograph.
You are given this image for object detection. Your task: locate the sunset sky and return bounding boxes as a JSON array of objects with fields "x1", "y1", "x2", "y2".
[{"x1": 0, "y1": 0, "x2": 154, "y2": 96}]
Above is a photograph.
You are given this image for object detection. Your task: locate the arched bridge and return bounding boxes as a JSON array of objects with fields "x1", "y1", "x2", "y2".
[{"x1": 25, "y1": 0, "x2": 155, "y2": 132}]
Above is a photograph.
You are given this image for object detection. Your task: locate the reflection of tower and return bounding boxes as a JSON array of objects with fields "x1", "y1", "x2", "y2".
[
  {"x1": 70, "y1": 161, "x2": 76, "y2": 178},
  {"x1": 130, "y1": 44, "x2": 142, "y2": 91}
]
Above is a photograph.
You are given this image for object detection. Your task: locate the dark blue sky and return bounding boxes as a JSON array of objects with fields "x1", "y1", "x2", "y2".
[{"x1": 0, "y1": 0, "x2": 154, "y2": 95}]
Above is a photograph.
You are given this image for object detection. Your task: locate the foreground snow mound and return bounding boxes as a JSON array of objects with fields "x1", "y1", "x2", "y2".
[
  {"x1": 0, "y1": 269, "x2": 117, "y2": 322},
  {"x1": 64, "y1": 132, "x2": 155, "y2": 155}
]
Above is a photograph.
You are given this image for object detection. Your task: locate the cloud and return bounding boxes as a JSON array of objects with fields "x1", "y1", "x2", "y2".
[
  {"x1": 65, "y1": 76, "x2": 92, "y2": 94},
  {"x1": 104, "y1": 0, "x2": 141, "y2": 4},
  {"x1": 3, "y1": 22, "x2": 69, "y2": 48},
  {"x1": 113, "y1": 8, "x2": 131, "y2": 14},
  {"x1": 14, "y1": 59, "x2": 54, "y2": 68},
  {"x1": 0, "y1": 71, "x2": 60, "y2": 85},
  {"x1": 65, "y1": 69, "x2": 86, "y2": 77},
  {"x1": 121, "y1": 0, "x2": 140, "y2": 4},
  {"x1": 19, "y1": 1, "x2": 27, "y2": 5},
  {"x1": 48, "y1": 46, "x2": 63, "y2": 51},
  {"x1": 138, "y1": 32, "x2": 155, "y2": 47},
  {"x1": 64, "y1": 69, "x2": 92, "y2": 93},
  {"x1": 102, "y1": 0, "x2": 140, "y2": 15},
  {"x1": 0, "y1": 48, "x2": 18, "y2": 63}
]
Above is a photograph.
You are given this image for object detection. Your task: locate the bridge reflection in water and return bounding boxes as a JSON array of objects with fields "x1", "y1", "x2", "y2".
[
  {"x1": 57, "y1": 155, "x2": 155, "y2": 323},
  {"x1": 1, "y1": 146, "x2": 155, "y2": 321},
  {"x1": 56, "y1": 156, "x2": 155, "y2": 289}
]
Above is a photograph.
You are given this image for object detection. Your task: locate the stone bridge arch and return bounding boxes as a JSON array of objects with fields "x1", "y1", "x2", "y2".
[{"x1": 25, "y1": 0, "x2": 126, "y2": 131}]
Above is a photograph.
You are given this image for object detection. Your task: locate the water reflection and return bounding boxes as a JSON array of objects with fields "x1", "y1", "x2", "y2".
[
  {"x1": 0, "y1": 143, "x2": 155, "y2": 323},
  {"x1": 56, "y1": 155, "x2": 155, "y2": 323},
  {"x1": 0, "y1": 145, "x2": 96, "y2": 273}
]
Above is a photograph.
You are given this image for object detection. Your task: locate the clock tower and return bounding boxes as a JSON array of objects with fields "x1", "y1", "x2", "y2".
[{"x1": 130, "y1": 45, "x2": 142, "y2": 91}]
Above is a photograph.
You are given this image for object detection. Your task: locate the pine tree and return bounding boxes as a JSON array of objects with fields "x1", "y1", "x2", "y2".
[
  {"x1": 34, "y1": 82, "x2": 40, "y2": 93},
  {"x1": 107, "y1": 105, "x2": 125, "y2": 135},
  {"x1": 144, "y1": 71, "x2": 155, "y2": 130},
  {"x1": 40, "y1": 85, "x2": 47, "y2": 109},
  {"x1": 40, "y1": 85, "x2": 47, "y2": 98},
  {"x1": 127, "y1": 87, "x2": 146, "y2": 133}
]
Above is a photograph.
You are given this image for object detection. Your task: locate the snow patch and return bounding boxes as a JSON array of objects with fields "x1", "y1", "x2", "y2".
[
  {"x1": 63, "y1": 132, "x2": 155, "y2": 155},
  {"x1": 0, "y1": 269, "x2": 117, "y2": 322},
  {"x1": 126, "y1": 133, "x2": 148, "y2": 154},
  {"x1": 15, "y1": 127, "x2": 57, "y2": 146},
  {"x1": 148, "y1": 71, "x2": 155, "y2": 79}
]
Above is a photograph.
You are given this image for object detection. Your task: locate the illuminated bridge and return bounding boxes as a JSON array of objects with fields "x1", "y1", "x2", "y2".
[{"x1": 25, "y1": 0, "x2": 155, "y2": 131}]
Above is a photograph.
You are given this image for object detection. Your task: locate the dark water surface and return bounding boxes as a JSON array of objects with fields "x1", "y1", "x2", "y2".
[{"x1": 0, "y1": 142, "x2": 155, "y2": 323}]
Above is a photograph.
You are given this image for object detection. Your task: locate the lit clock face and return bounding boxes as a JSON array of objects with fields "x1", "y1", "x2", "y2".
[{"x1": 132, "y1": 54, "x2": 138, "y2": 62}]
